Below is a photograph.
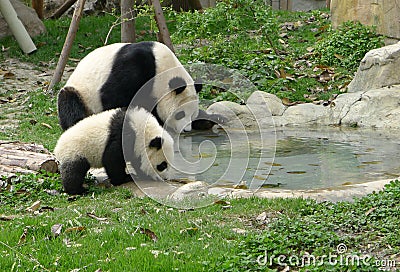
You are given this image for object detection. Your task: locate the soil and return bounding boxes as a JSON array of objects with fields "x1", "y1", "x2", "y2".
[{"x1": 0, "y1": 58, "x2": 73, "y2": 133}]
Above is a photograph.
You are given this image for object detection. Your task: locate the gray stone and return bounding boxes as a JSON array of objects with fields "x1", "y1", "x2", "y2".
[
  {"x1": 207, "y1": 101, "x2": 254, "y2": 129},
  {"x1": 341, "y1": 86, "x2": 400, "y2": 128},
  {"x1": 0, "y1": 0, "x2": 46, "y2": 39},
  {"x1": 168, "y1": 181, "x2": 209, "y2": 201},
  {"x1": 348, "y1": 42, "x2": 400, "y2": 92},
  {"x1": 246, "y1": 91, "x2": 286, "y2": 116},
  {"x1": 278, "y1": 103, "x2": 328, "y2": 127}
]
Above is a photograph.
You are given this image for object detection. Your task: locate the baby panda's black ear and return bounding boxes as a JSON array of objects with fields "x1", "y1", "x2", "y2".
[
  {"x1": 149, "y1": 136, "x2": 163, "y2": 150},
  {"x1": 194, "y1": 79, "x2": 203, "y2": 93},
  {"x1": 169, "y1": 77, "x2": 187, "y2": 95}
]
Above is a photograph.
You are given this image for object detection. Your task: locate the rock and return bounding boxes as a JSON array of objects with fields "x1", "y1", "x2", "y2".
[
  {"x1": 168, "y1": 181, "x2": 209, "y2": 201},
  {"x1": 341, "y1": 86, "x2": 400, "y2": 128},
  {"x1": 0, "y1": 0, "x2": 46, "y2": 39},
  {"x1": 347, "y1": 42, "x2": 400, "y2": 92},
  {"x1": 246, "y1": 91, "x2": 286, "y2": 116},
  {"x1": 278, "y1": 103, "x2": 328, "y2": 127},
  {"x1": 331, "y1": 0, "x2": 400, "y2": 40},
  {"x1": 207, "y1": 101, "x2": 253, "y2": 129}
]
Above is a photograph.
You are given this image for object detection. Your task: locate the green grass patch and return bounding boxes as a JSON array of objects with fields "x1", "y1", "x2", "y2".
[{"x1": 0, "y1": 174, "x2": 399, "y2": 271}]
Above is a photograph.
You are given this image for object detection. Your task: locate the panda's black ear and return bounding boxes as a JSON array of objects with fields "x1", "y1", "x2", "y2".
[
  {"x1": 149, "y1": 136, "x2": 163, "y2": 150},
  {"x1": 169, "y1": 77, "x2": 187, "y2": 95},
  {"x1": 194, "y1": 79, "x2": 203, "y2": 93}
]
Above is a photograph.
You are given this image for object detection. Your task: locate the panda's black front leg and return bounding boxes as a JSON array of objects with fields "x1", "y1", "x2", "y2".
[{"x1": 60, "y1": 157, "x2": 90, "y2": 195}]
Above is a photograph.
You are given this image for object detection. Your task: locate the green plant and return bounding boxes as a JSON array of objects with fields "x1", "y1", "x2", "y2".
[
  {"x1": 314, "y1": 21, "x2": 384, "y2": 70},
  {"x1": 212, "y1": 180, "x2": 400, "y2": 271}
]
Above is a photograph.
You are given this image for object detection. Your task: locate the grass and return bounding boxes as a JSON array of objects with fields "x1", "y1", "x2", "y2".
[
  {"x1": 0, "y1": 173, "x2": 399, "y2": 271},
  {"x1": 0, "y1": 1, "x2": 397, "y2": 271}
]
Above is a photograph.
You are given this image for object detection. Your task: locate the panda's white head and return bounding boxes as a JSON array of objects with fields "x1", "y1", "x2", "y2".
[
  {"x1": 156, "y1": 76, "x2": 201, "y2": 133},
  {"x1": 151, "y1": 42, "x2": 201, "y2": 133},
  {"x1": 127, "y1": 107, "x2": 174, "y2": 180}
]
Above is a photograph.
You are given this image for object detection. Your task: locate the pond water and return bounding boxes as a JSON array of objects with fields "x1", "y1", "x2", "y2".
[{"x1": 171, "y1": 127, "x2": 400, "y2": 190}]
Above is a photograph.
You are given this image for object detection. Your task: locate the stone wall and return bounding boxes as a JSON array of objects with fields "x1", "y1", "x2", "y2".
[{"x1": 330, "y1": 0, "x2": 400, "y2": 41}]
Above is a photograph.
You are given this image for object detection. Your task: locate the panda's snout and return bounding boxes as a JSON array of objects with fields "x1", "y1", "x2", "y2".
[{"x1": 183, "y1": 123, "x2": 192, "y2": 132}]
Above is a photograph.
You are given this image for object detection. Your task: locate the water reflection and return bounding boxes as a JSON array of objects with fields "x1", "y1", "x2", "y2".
[{"x1": 172, "y1": 127, "x2": 400, "y2": 190}]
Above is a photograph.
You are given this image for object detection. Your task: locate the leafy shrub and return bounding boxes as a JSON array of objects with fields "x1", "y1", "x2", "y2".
[{"x1": 314, "y1": 21, "x2": 384, "y2": 70}]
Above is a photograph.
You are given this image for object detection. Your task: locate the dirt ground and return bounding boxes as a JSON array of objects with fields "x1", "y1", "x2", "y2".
[{"x1": 0, "y1": 59, "x2": 73, "y2": 132}]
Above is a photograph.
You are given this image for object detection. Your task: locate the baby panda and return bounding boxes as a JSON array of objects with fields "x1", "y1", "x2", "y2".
[
  {"x1": 54, "y1": 106, "x2": 174, "y2": 195},
  {"x1": 57, "y1": 41, "x2": 216, "y2": 133}
]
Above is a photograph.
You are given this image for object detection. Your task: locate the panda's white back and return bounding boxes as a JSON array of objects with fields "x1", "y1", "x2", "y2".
[
  {"x1": 65, "y1": 43, "x2": 128, "y2": 114},
  {"x1": 54, "y1": 109, "x2": 116, "y2": 167}
]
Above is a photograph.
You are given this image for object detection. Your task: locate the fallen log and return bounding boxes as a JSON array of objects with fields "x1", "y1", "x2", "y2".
[{"x1": 0, "y1": 141, "x2": 58, "y2": 177}]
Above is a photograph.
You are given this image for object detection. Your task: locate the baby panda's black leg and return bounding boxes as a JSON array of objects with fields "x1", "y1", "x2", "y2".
[
  {"x1": 102, "y1": 137, "x2": 132, "y2": 186},
  {"x1": 102, "y1": 151, "x2": 131, "y2": 185},
  {"x1": 57, "y1": 87, "x2": 89, "y2": 130},
  {"x1": 60, "y1": 157, "x2": 90, "y2": 195}
]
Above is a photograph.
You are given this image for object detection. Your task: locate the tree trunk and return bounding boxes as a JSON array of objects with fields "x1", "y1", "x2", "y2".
[
  {"x1": 48, "y1": 0, "x2": 86, "y2": 92},
  {"x1": 151, "y1": 0, "x2": 174, "y2": 52},
  {"x1": 49, "y1": 0, "x2": 77, "y2": 19},
  {"x1": 0, "y1": 142, "x2": 58, "y2": 177},
  {"x1": 32, "y1": 0, "x2": 44, "y2": 19},
  {"x1": 121, "y1": 0, "x2": 136, "y2": 43}
]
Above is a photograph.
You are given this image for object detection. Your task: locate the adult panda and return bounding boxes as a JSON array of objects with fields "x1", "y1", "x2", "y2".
[
  {"x1": 54, "y1": 106, "x2": 174, "y2": 195},
  {"x1": 58, "y1": 41, "x2": 222, "y2": 133}
]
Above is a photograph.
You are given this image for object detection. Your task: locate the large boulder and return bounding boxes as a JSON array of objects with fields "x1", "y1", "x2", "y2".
[
  {"x1": 347, "y1": 42, "x2": 400, "y2": 92},
  {"x1": 341, "y1": 86, "x2": 400, "y2": 128},
  {"x1": 0, "y1": 0, "x2": 46, "y2": 39},
  {"x1": 330, "y1": 0, "x2": 400, "y2": 40}
]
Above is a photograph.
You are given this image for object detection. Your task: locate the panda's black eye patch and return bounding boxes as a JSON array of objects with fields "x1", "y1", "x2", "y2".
[
  {"x1": 175, "y1": 111, "x2": 185, "y2": 120},
  {"x1": 157, "y1": 161, "x2": 168, "y2": 172},
  {"x1": 149, "y1": 136, "x2": 163, "y2": 150},
  {"x1": 169, "y1": 77, "x2": 187, "y2": 95}
]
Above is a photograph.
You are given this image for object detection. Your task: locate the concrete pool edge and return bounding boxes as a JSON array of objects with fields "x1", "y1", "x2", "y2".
[{"x1": 208, "y1": 177, "x2": 399, "y2": 202}]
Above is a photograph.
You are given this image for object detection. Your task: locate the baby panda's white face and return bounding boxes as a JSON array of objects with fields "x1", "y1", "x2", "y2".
[
  {"x1": 143, "y1": 133, "x2": 174, "y2": 180},
  {"x1": 156, "y1": 76, "x2": 200, "y2": 133},
  {"x1": 128, "y1": 107, "x2": 174, "y2": 180}
]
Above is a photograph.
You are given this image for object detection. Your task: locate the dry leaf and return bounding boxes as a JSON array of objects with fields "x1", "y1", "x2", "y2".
[
  {"x1": 214, "y1": 200, "x2": 231, "y2": 206},
  {"x1": 3, "y1": 72, "x2": 15, "y2": 79},
  {"x1": 39, "y1": 206, "x2": 54, "y2": 213},
  {"x1": 150, "y1": 250, "x2": 162, "y2": 258},
  {"x1": 18, "y1": 228, "x2": 28, "y2": 245},
  {"x1": 233, "y1": 181, "x2": 248, "y2": 189},
  {"x1": 306, "y1": 46, "x2": 314, "y2": 52},
  {"x1": 51, "y1": 224, "x2": 63, "y2": 237},
  {"x1": 365, "y1": 207, "x2": 376, "y2": 216},
  {"x1": 334, "y1": 53, "x2": 344, "y2": 60},
  {"x1": 256, "y1": 212, "x2": 267, "y2": 222},
  {"x1": 26, "y1": 200, "x2": 41, "y2": 212},
  {"x1": 65, "y1": 226, "x2": 85, "y2": 233},
  {"x1": 281, "y1": 97, "x2": 295, "y2": 106},
  {"x1": 232, "y1": 228, "x2": 247, "y2": 234},
  {"x1": 140, "y1": 228, "x2": 158, "y2": 242},
  {"x1": 318, "y1": 70, "x2": 334, "y2": 83},
  {"x1": 0, "y1": 214, "x2": 16, "y2": 221},
  {"x1": 41, "y1": 123, "x2": 53, "y2": 129},
  {"x1": 87, "y1": 213, "x2": 108, "y2": 222},
  {"x1": 180, "y1": 227, "x2": 198, "y2": 235}
]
